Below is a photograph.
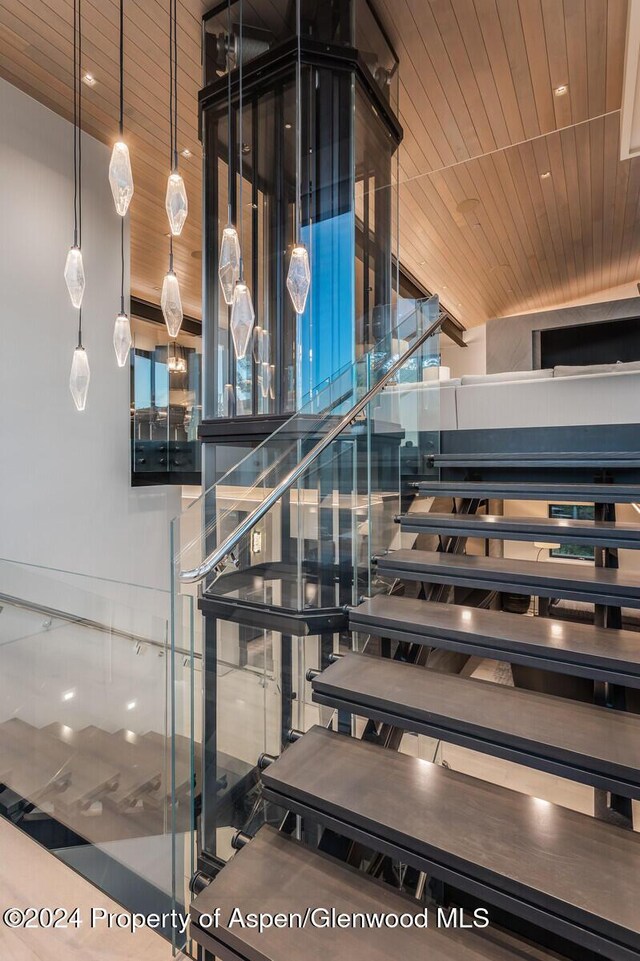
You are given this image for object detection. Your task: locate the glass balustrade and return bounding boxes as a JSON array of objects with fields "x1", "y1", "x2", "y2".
[
  {"x1": 171, "y1": 294, "x2": 441, "y2": 873},
  {"x1": 0, "y1": 557, "x2": 196, "y2": 954}
]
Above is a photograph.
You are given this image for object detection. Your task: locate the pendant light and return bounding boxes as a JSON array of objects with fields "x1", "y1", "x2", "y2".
[
  {"x1": 108, "y1": 0, "x2": 134, "y2": 216},
  {"x1": 165, "y1": 0, "x2": 187, "y2": 236},
  {"x1": 218, "y1": 0, "x2": 240, "y2": 305},
  {"x1": 64, "y1": 0, "x2": 85, "y2": 309},
  {"x1": 230, "y1": 0, "x2": 255, "y2": 359},
  {"x1": 286, "y1": 0, "x2": 310, "y2": 315},
  {"x1": 113, "y1": 220, "x2": 132, "y2": 365},
  {"x1": 162, "y1": 0, "x2": 183, "y2": 337},
  {"x1": 68, "y1": 0, "x2": 90, "y2": 411},
  {"x1": 112, "y1": 0, "x2": 132, "y2": 366}
]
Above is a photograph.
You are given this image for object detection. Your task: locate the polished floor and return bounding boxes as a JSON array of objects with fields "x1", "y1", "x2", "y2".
[{"x1": 0, "y1": 816, "x2": 176, "y2": 961}]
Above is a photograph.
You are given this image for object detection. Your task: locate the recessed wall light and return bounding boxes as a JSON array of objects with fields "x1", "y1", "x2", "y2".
[
  {"x1": 554, "y1": 84, "x2": 568, "y2": 97},
  {"x1": 181, "y1": 148, "x2": 192, "y2": 159},
  {"x1": 82, "y1": 72, "x2": 96, "y2": 86},
  {"x1": 540, "y1": 171, "x2": 551, "y2": 180}
]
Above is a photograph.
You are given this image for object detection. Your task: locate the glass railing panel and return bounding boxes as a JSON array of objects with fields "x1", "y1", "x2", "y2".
[
  {"x1": 171, "y1": 296, "x2": 440, "y2": 878},
  {"x1": 172, "y1": 297, "x2": 439, "y2": 599},
  {"x1": 0, "y1": 557, "x2": 193, "y2": 940}
]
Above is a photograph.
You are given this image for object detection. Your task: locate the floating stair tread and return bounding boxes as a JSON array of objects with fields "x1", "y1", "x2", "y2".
[
  {"x1": 43, "y1": 724, "x2": 162, "y2": 807},
  {"x1": 0, "y1": 719, "x2": 73, "y2": 799},
  {"x1": 432, "y1": 452, "x2": 640, "y2": 465},
  {"x1": 349, "y1": 596, "x2": 640, "y2": 685},
  {"x1": 399, "y1": 513, "x2": 640, "y2": 547},
  {"x1": 413, "y1": 482, "x2": 640, "y2": 503},
  {"x1": 0, "y1": 720, "x2": 119, "y2": 807},
  {"x1": 190, "y1": 825, "x2": 548, "y2": 961},
  {"x1": 262, "y1": 727, "x2": 640, "y2": 951},
  {"x1": 376, "y1": 550, "x2": 640, "y2": 605},
  {"x1": 312, "y1": 654, "x2": 640, "y2": 792}
]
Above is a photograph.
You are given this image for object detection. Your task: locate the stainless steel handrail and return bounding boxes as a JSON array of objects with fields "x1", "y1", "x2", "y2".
[
  {"x1": 180, "y1": 311, "x2": 445, "y2": 584},
  {"x1": 0, "y1": 591, "x2": 201, "y2": 661}
]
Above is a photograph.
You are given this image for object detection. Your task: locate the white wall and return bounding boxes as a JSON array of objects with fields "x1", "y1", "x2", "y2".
[
  {"x1": 441, "y1": 323, "x2": 486, "y2": 379},
  {"x1": 0, "y1": 79, "x2": 181, "y2": 611}
]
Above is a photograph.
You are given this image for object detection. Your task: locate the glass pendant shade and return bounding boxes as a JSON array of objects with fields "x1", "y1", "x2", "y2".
[
  {"x1": 109, "y1": 141, "x2": 134, "y2": 216},
  {"x1": 113, "y1": 312, "x2": 132, "y2": 367},
  {"x1": 286, "y1": 244, "x2": 311, "y2": 314},
  {"x1": 218, "y1": 225, "x2": 241, "y2": 304},
  {"x1": 64, "y1": 246, "x2": 85, "y2": 309},
  {"x1": 230, "y1": 280, "x2": 255, "y2": 359},
  {"x1": 165, "y1": 171, "x2": 188, "y2": 236},
  {"x1": 161, "y1": 269, "x2": 183, "y2": 337},
  {"x1": 260, "y1": 361, "x2": 271, "y2": 398},
  {"x1": 69, "y1": 346, "x2": 90, "y2": 411}
]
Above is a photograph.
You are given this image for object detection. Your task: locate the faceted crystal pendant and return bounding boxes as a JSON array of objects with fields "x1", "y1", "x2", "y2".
[
  {"x1": 113, "y1": 312, "x2": 132, "y2": 367},
  {"x1": 109, "y1": 141, "x2": 134, "y2": 216},
  {"x1": 161, "y1": 269, "x2": 183, "y2": 337},
  {"x1": 69, "y1": 346, "x2": 90, "y2": 411},
  {"x1": 259, "y1": 361, "x2": 271, "y2": 398},
  {"x1": 286, "y1": 244, "x2": 311, "y2": 314},
  {"x1": 223, "y1": 383, "x2": 235, "y2": 417},
  {"x1": 64, "y1": 246, "x2": 85, "y2": 309},
  {"x1": 230, "y1": 280, "x2": 255, "y2": 359},
  {"x1": 218, "y1": 224, "x2": 241, "y2": 305},
  {"x1": 165, "y1": 171, "x2": 188, "y2": 236}
]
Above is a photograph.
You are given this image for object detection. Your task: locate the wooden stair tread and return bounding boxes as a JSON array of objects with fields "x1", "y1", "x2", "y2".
[
  {"x1": 413, "y1": 482, "x2": 640, "y2": 503},
  {"x1": 349, "y1": 596, "x2": 640, "y2": 686},
  {"x1": 312, "y1": 653, "x2": 640, "y2": 796},
  {"x1": 376, "y1": 550, "x2": 640, "y2": 607},
  {"x1": 262, "y1": 727, "x2": 640, "y2": 956},
  {"x1": 399, "y1": 513, "x2": 640, "y2": 548},
  {"x1": 191, "y1": 825, "x2": 552, "y2": 961}
]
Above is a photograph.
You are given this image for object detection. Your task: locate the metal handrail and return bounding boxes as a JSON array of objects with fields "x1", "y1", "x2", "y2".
[
  {"x1": 180, "y1": 311, "x2": 445, "y2": 584},
  {"x1": 0, "y1": 591, "x2": 201, "y2": 661}
]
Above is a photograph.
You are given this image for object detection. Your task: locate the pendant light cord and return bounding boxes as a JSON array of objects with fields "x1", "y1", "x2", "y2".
[
  {"x1": 238, "y1": 0, "x2": 244, "y2": 280},
  {"x1": 174, "y1": 0, "x2": 178, "y2": 172},
  {"x1": 120, "y1": 0, "x2": 125, "y2": 313},
  {"x1": 227, "y1": 0, "x2": 232, "y2": 224},
  {"x1": 119, "y1": 0, "x2": 124, "y2": 136},
  {"x1": 77, "y1": 0, "x2": 83, "y2": 348},
  {"x1": 168, "y1": 0, "x2": 175, "y2": 271},
  {"x1": 295, "y1": 0, "x2": 302, "y2": 244},
  {"x1": 72, "y1": 0, "x2": 78, "y2": 246}
]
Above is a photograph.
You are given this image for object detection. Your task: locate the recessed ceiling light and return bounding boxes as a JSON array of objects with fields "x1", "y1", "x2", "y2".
[
  {"x1": 181, "y1": 148, "x2": 192, "y2": 159},
  {"x1": 284, "y1": 123, "x2": 292, "y2": 130},
  {"x1": 126, "y1": 700, "x2": 137, "y2": 711},
  {"x1": 82, "y1": 72, "x2": 96, "y2": 86},
  {"x1": 62, "y1": 690, "x2": 75, "y2": 701},
  {"x1": 540, "y1": 171, "x2": 551, "y2": 180},
  {"x1": 554, "y1": 84, "x2": 568, "y2": 97},
  {"x1": 418, "y1": 260, "x2": 426, "y2": 266}
]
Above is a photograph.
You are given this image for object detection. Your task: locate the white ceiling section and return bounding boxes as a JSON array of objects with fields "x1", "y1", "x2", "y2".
[{"x1": 1, "y1": 0, "x2": 639, "y2": 327}]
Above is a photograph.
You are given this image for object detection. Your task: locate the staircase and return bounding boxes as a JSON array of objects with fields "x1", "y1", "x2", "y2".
[{"x1": 189, "y1": 465, "x2": 640, "y2": 961}]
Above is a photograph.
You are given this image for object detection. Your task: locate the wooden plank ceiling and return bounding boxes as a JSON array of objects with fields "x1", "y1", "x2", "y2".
[
  {"x1": 0, "y1": 0, "x2": 205, "y2": 318},
  {"x1": 376, "y1": 0, "x2": 638, "y2": 324},
  {"x1": 0, "y1": 0, "x2": 637, "y2": 327}
]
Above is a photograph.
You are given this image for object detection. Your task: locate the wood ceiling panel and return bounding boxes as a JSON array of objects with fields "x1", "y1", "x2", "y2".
[
  {"x1": 375, "y1": 0, "x2": 636, "y2": 325},
  {"x1": 1, "y1": 0, "x2": 637, "y2": 329},
  {"x1": 0, "y1": 0, "x2": 204, "y2": 319}
]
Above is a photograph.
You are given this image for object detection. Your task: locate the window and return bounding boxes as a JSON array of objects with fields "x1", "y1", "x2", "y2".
[{"x1": 548, "y1": 504, "x2": 595, "y2": 561}]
